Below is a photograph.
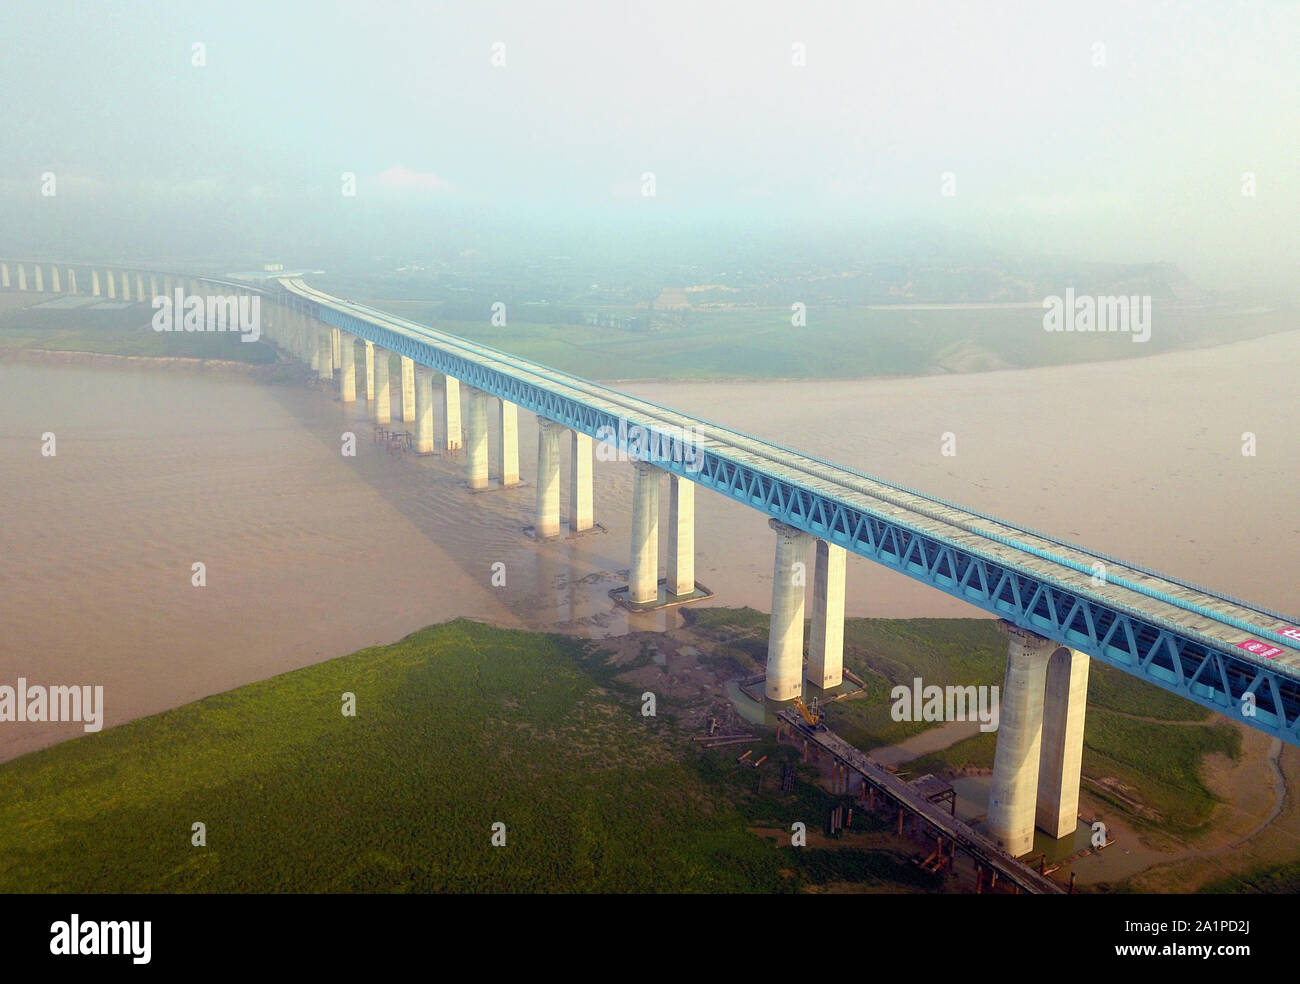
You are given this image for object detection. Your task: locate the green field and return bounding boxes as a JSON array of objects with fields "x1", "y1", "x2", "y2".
[
  {"x1": 360, "y1": 297, "x2": 1290, "y2": 382},
  {"x1": 0, "y1": 619, "x2": 938, "y2": 893},
  {"x1": 0, "y1": 300, "x2": 276, "y2": 364}
]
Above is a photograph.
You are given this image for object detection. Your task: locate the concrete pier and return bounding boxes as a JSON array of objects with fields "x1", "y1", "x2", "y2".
[
  {"x1": 373, "y1": 348, "x2": 391, "y2": 423},
  {"x1": 17, "y1": 265, "x2": 27, "y2": 291},
  {"x1": 33, "y1": 265, "x2": 44, "y2": 292},
  {"x1": 119, "y1": 271, "x2": 130, "y2": 300},
  {"x1": 1037, "y1": 647, "x2": 1090, "y2": 839},
  {"x1": 0, "y1": 263, "x2": 8, "y2": 289},
  {"x1": 400, "y1": 357, "x2": 415, "y2": 423},
  {"x1": 92, "y1": 269, "x2": 101, "y2": 296},
  {"x1": 363, "y1": 340, "x2": 375, "y2": 401},
  {"x1": 987, "y1": 624, "x2": 1054, "y2": 857},
  {"x1": 339, "y1": 333, "x2": 357, "y2": 401},
  {"x1": 331, "y1": 327, "x2": 341, "y2": 369},
  {"x1": 50, "y1": 266, "x2": 61, "y2": 293},
  {"x1": 467, "y1": 389, "x2": 490, "y2": 488},
  {"x1": 629, "y1": 462, "x2": 661, "y2": 604},
  {"x1": 765, "y1": 519, "x2": 809, "y2": 701},
  {"x1": 317, "y1": 327, "x2": 333, "y2": 380},
  {"x1": 443, "y1": 376, "x2": 462, "y2": 450},
  {"x1": 809, "y1": 540, "x2": 846, "y2": 689},
  {"x1": 149, "y1": 274, "x2": 158, "y2": 300},
  {"x1": 135, "y1": 273, "x2": 145, "y2": 300},
  {"x1": 666, "y1": 475, "x2": 694, "y2": 596},
  {"x1": 105, "y1": 270, "x2": 115, "y2": 299},
  {"x1": 569, "y1": 431, "x2": 594, "y2": 532},
  {"x1": 67, "y1": 268, "x2": 76, "y2": 294},
  {"x1": 535, "y1": 419, "x2": 562, "y2": 538},
  {"x1": 415, "y1": 367, "x2": 435, "y2": 453},
  {"x1": 495, "y1": 399, "x2": 519, "y2": 487}
]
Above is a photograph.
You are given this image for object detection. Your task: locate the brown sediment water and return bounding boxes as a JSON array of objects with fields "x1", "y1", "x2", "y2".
[
  {"x1": 1, "y1": 330, "x2": 1297, "y2": 762},
  {"x1": 623, "y1": 329, "x2": 1300, "y2": 624}
]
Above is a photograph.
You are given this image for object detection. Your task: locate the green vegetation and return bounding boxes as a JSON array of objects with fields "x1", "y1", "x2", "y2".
[
  {"x1": 1203, "y1": 860, "x2": 1300, "y2": 894},
  {"x1": 0, "y1": 619, "x2": 937, "y2": 893},
  {"x1": 363, "y1": 298, "x2": 1290, "y2": 382},
  {"x1": 0, "y1": 300, "x2": 276, "y2": 364},
  {"x1": 686, "y1": 609, "x2": 1006, "y2": 749},
  {"x1": 685, "y1": 609, "x2": 1241, "y2": 836},
  {"x1": 1081, "y1": 711, "x2": 1240, "y2": 834},
  {"x1": 0, "y1": 621, "x2": 768, "y2": 892}
]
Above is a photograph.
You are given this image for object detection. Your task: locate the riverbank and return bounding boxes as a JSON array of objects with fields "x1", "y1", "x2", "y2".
[{"x1": 0, "y1": 346, "x2": 262, "y2": 372}]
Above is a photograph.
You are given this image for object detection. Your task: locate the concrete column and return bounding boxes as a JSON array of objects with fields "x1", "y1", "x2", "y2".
[
  {"x1": 135, "y1": 273, "x2": 145, "y2": 300},
  {"x1": 17, "y1": 265, "x2": 28, "y2": 291},
  {"x1": 50, "y1": 266, "x2": 61, "y2": 293},
  {"x1": 105, "y1": 270, "x2": 115, "y2": 299},
  {"x1": 1037, "y1": 647, "x2": 1090, "y2": 839},
  {"x1": 0, "y1": 263, "x2": 9, "y2": 288},
  {"x1": 149, "y1": 274, "x2": 158, "y2": 300},
  {"x1": 119, "y1": 271, "x2": 130, "y2": 301},
  {"x1": 33, "y1": 265, "x2": 44, "y2": 292},
  {"x1": 569, "y1": 431, "x2": 594, "y2": 532},
  {"x1": 495, "y1": 399, "x2": 519, "y2": 487},
  {"x1": 331, "y1": 327, "x2": 341, "y2": 368},
  {"x1": 629, "y1": 462, "x2": 661, "y2": 604},
  {"x1": 415, "y1": 366, "x2": 435, "y2": 452},
  {"x1": 67, "y1": 268, "x2": 77, "y2": 294},
  {"x1": 339, "y1": 332, "x2": 357, "y2": 402},
  {"x1": 765, "y1": 519, "x2": 809, "y2": 701},
  {"x1": 374, "y1": 348, "x2": 391, "y2": 423},
  {"x1": 809, "y1": 540, "x2": 846, "y2": 689},
  {"x1": 400, "y1": 357, "x2": 416, "y2": 423},
  {"x1": 92, "y1": 269, "x2": 101, "y2": 296},
  {"x1": 363, "y1": 340, "x2": 375, "y2": 401},
  {"x1": 443, "y1": 375, "x2": 462, "y2": 449},
  {"x1": 987, "y1": 624, "x2": 1054, "y2": 857},
  {"x1": 316, "y1": 327, "x2": 332, "y2": 380},
  {"x1": 666, "y1": 475, "x2": 694, "y2": 596},
  {"x1": 534, "y1": 419, "x2": 562, "y2": 538},
  {"x1": 467, "y1": 389, "x2": 490, "y2": 488}
]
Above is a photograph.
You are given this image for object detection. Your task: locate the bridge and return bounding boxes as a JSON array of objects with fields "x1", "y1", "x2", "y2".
[{"x1": 4, "y1": 257, "x2": 1299, "y2": 859}]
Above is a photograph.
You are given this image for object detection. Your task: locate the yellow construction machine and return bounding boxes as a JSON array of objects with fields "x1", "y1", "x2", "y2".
[{"x1": 792, "y1": 695, "x2": 826, "y2": 730}]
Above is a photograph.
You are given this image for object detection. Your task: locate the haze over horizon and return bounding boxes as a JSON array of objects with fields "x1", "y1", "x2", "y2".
[{"x1": 1, "y1": 0, "x2": 1295, "y2": 297}]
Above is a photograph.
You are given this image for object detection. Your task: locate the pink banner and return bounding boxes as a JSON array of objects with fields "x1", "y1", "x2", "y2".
[{"x1": 1236, "y1": 639, "x2": 1283, "y2": 660}]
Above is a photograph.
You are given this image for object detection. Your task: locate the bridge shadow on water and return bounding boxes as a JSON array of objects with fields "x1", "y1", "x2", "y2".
[{"x1": 256, "y1": 376, "x2": 691, "y2": 641}]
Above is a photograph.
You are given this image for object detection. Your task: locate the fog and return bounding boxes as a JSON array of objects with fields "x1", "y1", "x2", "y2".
[{"x1": 0, "y1": 0, "x2": 1295, "y2": 295}]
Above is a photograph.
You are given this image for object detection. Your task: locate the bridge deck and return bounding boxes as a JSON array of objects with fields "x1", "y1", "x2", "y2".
[{"x1": 281, "y1": 278, "x2": 1300, "y2": 683}]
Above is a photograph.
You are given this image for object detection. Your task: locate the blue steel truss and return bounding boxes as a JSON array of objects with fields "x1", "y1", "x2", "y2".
[{"x1": 310, "y1": 297, "x2": 1300, "y2": 748}]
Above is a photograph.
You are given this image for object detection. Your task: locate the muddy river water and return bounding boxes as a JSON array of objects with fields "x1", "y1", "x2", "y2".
[{"x1": 2, "y1": 330, "x2": 1297, "y2": 761}]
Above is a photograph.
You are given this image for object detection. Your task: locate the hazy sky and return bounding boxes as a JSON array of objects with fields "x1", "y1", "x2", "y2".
[{"x1": 1, "y1": 0, "x2": 1295, "y2": 291}]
